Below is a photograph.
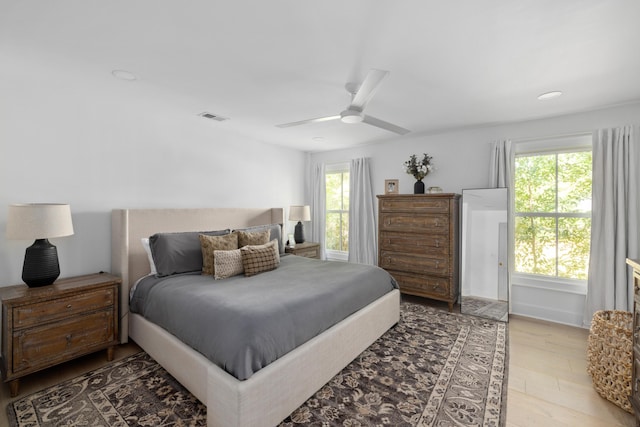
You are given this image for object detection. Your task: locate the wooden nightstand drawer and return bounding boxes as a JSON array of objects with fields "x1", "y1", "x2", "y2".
[
  {"x1": 13, "y1": 288, "x2": 115, "y2": 329},
  {"x1": 285, "y1": 242, "x2": 320, "y2": 259},
  {"x1": 1, "y1": 272, "x2": 120, "y2": 396},
  {"x1": 12, "y1": 309, "x2": 115, "y2": 373}
]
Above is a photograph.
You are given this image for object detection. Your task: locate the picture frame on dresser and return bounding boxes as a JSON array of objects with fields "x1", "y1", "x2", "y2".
[{"x1": 384, "y1": 179, "x2": 399, "y2": 194}]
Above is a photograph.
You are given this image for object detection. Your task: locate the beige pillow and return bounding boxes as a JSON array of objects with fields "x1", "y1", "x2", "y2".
[
  {"x1": 237, "y1": 229, "x2": 270, "y2": 248},
  {"x1": 241, "y1": 239, "x2": 280, "y2": 277},
  {"x1": 214, "y1": 249, "x2": 244, "y2": 279},
  {"x1": 200, "y1": 233, "x2": 239, "y2": 275}
]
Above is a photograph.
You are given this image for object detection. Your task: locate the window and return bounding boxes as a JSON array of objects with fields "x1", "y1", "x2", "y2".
[
  {"x1": 514, "y1": 139, "x2": 592, "y2": 281},
  {"x1": 325, "y1": 164, "x2": 349, "y2": 259}
]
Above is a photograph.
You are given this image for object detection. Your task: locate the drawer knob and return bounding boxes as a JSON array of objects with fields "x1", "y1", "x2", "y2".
[{"x1": 66, "y1": 304, "x2": 72, "y2": 309}]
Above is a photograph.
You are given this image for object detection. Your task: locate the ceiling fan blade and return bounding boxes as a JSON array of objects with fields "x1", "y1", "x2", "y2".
[
  {"x1": 276, "y1": 115, "x2": 341, "y2": 128},
  {"x1": 362, "y1": 115, "x2": 411, "y2": 135},
  {"x1": 350, "y1": 69, "x2": 389, "y2": 109}
]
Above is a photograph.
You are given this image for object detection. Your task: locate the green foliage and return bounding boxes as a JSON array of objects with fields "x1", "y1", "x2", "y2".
[
  {"x1": 325, "y1": 172, "x2": 349, "y2": 252},
  {"x1": 514, "y1": 151, "x2": 592, "y2": 280}
]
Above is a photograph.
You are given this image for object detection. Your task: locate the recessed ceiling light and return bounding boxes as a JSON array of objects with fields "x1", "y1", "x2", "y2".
[
  {"x1": 537, "y1": 91, "x2": 562, "y2": 100},
  {"x1": 111, "y1": 70, "x2": 137, "y2": 81},
  {"x1": 312, "y1": 137, "x2": 324, "y2": 142}
]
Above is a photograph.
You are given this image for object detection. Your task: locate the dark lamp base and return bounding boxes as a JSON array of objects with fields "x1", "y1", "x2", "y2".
[
  {"x1": 294, "y1": 221, "x2": 305, "y2": 244},
  {"x1": 22, "y1": 239, "x2": 60, "y2": 287}
]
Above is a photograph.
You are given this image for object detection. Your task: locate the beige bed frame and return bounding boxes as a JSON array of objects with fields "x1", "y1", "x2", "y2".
[{"x1": 111, "y1": 207, "x2": 400, "y2": 427}]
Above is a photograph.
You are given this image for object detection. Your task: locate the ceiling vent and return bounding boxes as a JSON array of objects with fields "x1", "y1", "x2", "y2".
[{"x1": 198, "y1": 112, "x2": 228, "y2": 122}]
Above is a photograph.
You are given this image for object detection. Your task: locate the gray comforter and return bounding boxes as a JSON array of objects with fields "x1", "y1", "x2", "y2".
[{"x1": 130, "y1": 255, "x2": 397, "y2": 380}]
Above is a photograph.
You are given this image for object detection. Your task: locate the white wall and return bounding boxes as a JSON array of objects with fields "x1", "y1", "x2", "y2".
[
  {"x1": 463, "y1": 210, "x2": 507, "y2": 300},
  {"x1": 0, "y1": 55, "x2": 306, "y2": 287},
  {"x1": 308, "y1": 101, "x2": 640, "y2": 326}
]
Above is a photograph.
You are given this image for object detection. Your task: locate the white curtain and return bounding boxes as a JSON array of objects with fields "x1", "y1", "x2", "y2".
[
  {"x1": 310, "y1": 163, "x2": 326, "y2": 260},
  {"x1": 584, "y1": 126, "x2": 639, "y2": 325},
  {"x1": 489, "y1": 140, "x2": 514, "y2": 188},
  {"x1": 348, "y1": 158, "x2": 377, "y2": 265}
]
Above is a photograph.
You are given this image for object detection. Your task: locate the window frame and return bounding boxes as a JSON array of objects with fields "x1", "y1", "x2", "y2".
[
  {"x1": 324, "y1": 162, "x2": 349, "y2": 261},
  {"x1": 512, "y1": 134, "x2": 592, "y2": 289}
]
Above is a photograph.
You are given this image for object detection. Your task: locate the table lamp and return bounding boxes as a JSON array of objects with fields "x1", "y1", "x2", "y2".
[
  {"x1": 289, "y1": 205, "x2": 311, "y2": 244},
  {"x1": 6, "y1": 203, "x2": 74, "y2": 287}
]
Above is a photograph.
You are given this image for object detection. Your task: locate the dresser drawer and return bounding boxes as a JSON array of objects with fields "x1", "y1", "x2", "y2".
[
  {"x1": 380, "y1": 213, "x2": 449, "y2": 234},
  {"x1": 379, "y1": 231, "x2": 449, "y2": 256},
  {"x1": 12, "y1": 309, "x2": 116, "y2": 373},
  {"x1": 12, "y1": 288, "x2": 115, "y2": 329},
  {"x1": 379, "y1": 197, "x2": 450, "y2": 213},
  {"x1": 380, "y1": 250, "x2": 449, "y2": 275},
  {"x1": 389, "y1": 271, "x2": 451, "y2": 298}
]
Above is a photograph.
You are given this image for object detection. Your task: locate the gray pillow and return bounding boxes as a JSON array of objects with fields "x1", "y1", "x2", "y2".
[
  {"x1": 150, "y1": 229, "x2": 230, "y2": 277},
  {"x1": 233, "y1": 224, "x2": 284, "y2": 254}
]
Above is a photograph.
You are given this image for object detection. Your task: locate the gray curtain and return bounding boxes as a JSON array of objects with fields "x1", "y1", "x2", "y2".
[
  {"x1": 348, "y1": 158, "x2": 377, "y2": 265},
  {"x1": 489, "y1": 140, "x2": 513, "y2": 188},
  {"x1": 310, "y1": 162, "x2": 326, "y2": 260},
  {"x1": 584, "y1": 126, "x2": 639, "y2": 325}
]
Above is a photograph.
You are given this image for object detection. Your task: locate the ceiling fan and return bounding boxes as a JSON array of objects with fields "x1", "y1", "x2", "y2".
[{"x1": 276, "y1": 69, "x2": 410, "y2": 135}]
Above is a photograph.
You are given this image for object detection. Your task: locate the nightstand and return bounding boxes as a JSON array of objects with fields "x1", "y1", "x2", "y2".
[
  {"x1": 0, "y1": 272, "x2": 120, "y2": 397},
  {"x1": 285, "y1": 242, "x2": 321, "y2": 259}
]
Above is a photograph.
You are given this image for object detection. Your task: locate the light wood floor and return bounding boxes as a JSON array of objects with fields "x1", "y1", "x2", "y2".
[{"x1": 0, "y1": 312, "x2": 635, "y2": 426}]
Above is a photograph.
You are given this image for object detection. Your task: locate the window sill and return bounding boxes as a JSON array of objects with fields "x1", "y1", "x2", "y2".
[{"x1": 511, "y1": 273, "x2": 587, "y2": 295}]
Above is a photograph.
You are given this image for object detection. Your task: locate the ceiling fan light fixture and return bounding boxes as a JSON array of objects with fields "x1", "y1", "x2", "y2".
[{"x1": 340, "y1": 109, "x2": 363, "y2": 124}]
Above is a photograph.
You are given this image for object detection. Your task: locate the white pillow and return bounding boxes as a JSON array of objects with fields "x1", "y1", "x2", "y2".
[
  {"x1": 214, "y1": 249, "x2": 244, "y2": 279},
  {"x1": 141, "y1": 237, "x2": 158, "y2": 275}
]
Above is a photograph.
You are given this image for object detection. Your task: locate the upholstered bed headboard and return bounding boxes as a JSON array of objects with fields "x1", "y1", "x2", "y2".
[{"x1": 111, "y1": 207, "x2": 285, "y2": 343}]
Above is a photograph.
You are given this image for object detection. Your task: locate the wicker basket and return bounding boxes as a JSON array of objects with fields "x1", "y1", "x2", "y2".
[{"x1": 587, "y1": 310, "x2": 633, "y2": 413}]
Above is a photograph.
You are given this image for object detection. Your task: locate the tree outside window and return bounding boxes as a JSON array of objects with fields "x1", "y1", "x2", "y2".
[
  {"x1": 325, "y1": 168, "x2": 349, "y2": 255},
  {"x1": 514, "y1": 150, "x2": 592, "y2": 280}
]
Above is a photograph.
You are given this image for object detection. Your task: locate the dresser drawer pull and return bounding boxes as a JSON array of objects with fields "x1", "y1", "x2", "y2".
[
  {"x1": 66, "y1": 304, "x2": 73, "y2": 309},
  {"x1": 435, "y1": 240, "x2": 440, "y2": 248},
  {"x1": 66, "y1": 334, "x2": 72, "y2": 346}
]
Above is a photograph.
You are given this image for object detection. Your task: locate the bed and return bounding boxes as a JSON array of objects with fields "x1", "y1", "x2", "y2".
[{"x1": 111, "y1": 207, "x2": 400, "y2": 427}]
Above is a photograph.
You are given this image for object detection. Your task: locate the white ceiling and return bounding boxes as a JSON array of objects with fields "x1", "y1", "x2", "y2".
[{"x1": 2, "y1": 0, "x2": 640, "y2": 152}]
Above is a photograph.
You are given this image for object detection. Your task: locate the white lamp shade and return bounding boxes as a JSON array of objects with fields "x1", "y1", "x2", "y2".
[
  {"x1": 289, "y1": 205, "x2": 311, "y2": 222},
  {"x1": 6, "y1": 204, "x2": 74, "y2": 240}
]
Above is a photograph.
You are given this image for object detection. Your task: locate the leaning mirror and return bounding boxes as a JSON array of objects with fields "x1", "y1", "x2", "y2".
[{"x1": 460, "y1": 188, "x2": 509, "y2": 322}]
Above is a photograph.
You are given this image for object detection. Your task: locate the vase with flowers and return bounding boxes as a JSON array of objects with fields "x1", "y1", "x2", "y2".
[{"x1": 404, "y1": 153, "x2": 433, "y2": 194}]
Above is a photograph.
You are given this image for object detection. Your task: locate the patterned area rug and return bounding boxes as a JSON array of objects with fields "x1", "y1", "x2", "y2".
[{"x1": 7, "y1": 302, "x2": 507, "y2": 427}]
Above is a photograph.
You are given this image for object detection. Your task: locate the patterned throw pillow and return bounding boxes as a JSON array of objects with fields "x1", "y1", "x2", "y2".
[
  {"x1": 237, "y1": 229, "x2": 270, "y2": 248},
  {"x1": 200, "y1": 233, "x2": 239, "y2": 275},
  {"x1": 241, "y1": 239, "x2": 280, "y2": 277},
  {"x1": 214, "y1": 249, "x2": 244, "y2": 279}
]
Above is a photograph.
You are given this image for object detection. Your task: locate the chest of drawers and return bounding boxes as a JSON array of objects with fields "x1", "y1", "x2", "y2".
[
  {"x1": 1, "y1": 273, "x2": 120, "y2": 396},
  {"x1": 377, "y1": 194, "x2": 460, "y2": 311}
]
